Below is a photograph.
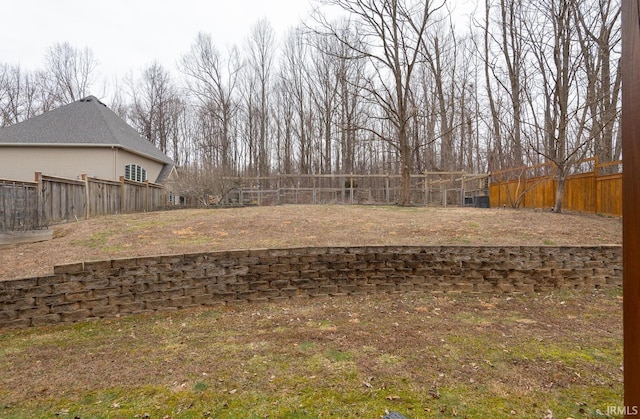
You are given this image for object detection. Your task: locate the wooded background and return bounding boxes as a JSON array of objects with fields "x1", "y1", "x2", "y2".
[{"x1": 0, "y1": 0, "x2": 621, "y2": 210}]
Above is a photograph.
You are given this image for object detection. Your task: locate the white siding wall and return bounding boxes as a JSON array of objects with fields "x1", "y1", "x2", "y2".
[
  {"x1": 0, "y1": 146, "x2": 166, "y2": 183},
  {"x1": 117, "y1": 149, "x2": 166, "y2": 183}
]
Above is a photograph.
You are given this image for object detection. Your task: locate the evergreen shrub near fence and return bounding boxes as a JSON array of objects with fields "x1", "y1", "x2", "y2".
[
  {"x1": 0, "y1": 245, "x2": 622, "y2": 329},
  {"x1": 0, "y1": 173, "x2": 166, "y2": 231}
]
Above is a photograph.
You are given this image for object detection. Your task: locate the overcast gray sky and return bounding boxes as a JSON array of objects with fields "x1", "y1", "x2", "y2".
[
  {"x1": 0, "y1": 0, "x2": 316, "y2": 78},
  {"x1": 1, "y1": 0, "x2": 478, "y2": 92}
]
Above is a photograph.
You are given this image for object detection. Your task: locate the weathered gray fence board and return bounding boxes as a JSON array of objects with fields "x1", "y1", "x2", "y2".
[
  {"x1": 42, "y1": 176, "x2": 86, "y2": 223},
  {"x1": 0, "y1": 173, "x2": 166, "y2": 231},
  {"x1": 87, "y1": 178, "x2": 122, "y2": 217},
  {"x1": 0, "y1": 181, "x2": 42, "y2": 231}
]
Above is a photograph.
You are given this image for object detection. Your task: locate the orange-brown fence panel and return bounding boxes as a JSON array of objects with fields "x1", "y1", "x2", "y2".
[
  {"x1": 597, "y1": 174, "x2": 623, "y2": 216},
  {"x1": 489, "y1": 175, "x2": 555, "y2": 209},
  {"x1": 523, "y1": 177, "x2": 555, "y2": 209},
  {"x1": 490, "y1": 159, "x2": 622, "y2": 216},
  {"x1": 564, "y1": 173, "x2": 597, "y2": 213}
]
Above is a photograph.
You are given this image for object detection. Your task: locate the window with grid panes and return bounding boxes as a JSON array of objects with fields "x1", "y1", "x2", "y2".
[{"x1": 124, "y1": 164, "x2": 147, "y2": 182}]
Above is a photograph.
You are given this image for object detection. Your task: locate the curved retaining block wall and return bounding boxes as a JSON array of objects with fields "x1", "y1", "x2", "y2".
[{"x1": 0, "y1": 245, "x2": 622, "y2": 329}]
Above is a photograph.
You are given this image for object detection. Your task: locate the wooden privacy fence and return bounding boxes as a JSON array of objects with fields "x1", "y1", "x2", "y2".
[
  {"x1": 490, "y1": 158, "x2": 622, "y2": 216},
  {"x1": 203, "y1": 172, "x2": 490, "y2": 207},
  {"x1": 0, "y1": 173, "x2": 167, "y2": 232},
  {"x1": 0, "y1": 181, "x2": 43, "y2": 231}
]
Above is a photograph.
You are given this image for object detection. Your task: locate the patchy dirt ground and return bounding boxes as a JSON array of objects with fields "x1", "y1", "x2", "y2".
[{"x1": 0, "y1": 205, "x2": 622, "y2": 280}]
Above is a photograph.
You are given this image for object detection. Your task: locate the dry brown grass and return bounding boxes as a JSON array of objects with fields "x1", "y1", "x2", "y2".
[
  {"x1": 0, "y1": 289, "x2": 623, "y2": 417},
  {"x1": 0, "y1": 205, "x2": 624, "y2": 417},
  {"x1": 0, "y1": 205, "x2": 622, "y2": 280}
]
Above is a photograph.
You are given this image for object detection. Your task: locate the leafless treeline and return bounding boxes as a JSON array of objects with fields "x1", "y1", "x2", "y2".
[{"x1": 0, "y1": 0, "x2": 620, "y2": 209}]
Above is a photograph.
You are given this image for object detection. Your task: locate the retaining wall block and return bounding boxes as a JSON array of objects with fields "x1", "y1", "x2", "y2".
[
  {"x1": 0, "y1": 309, "x2": 18, "y2": 321},
  {"x1": 80, "y1": 298, "x2": 110, "y2": 309},
  {"x1": 0, "y1": 245, "x2": 623, "y2": 329},
  {"x1": 109, "y1": 294, "x2": 136, "y2": 305},
  {"x1": 16, "y1": 285, "x2": 53, "y2": 301},
  {"x1": 145, "y1": 299, "x2": 168, "y2": 310},
  {"x1": 31, "y1": 313, "x2": 62, "y2": 326},
  {"x1": 18, "y1": 305, "x2": 51, "y2": 318},
  {"x1": 171, "y1": 296, "x2": 194, "y2": 308},
  {"x1": 65, "y1": 290, "x2": 94, "y2": 302},
  {"x1": 61, "y1": 309, "x2": 92, "y2": 323},
  {"x1": 35, "y1": 294, "x2": 65, "y2": 306},
  {"x1": 0, "y1": 318, "x2": 31, "y2": 329},
  {"x1": 184, "y1": 286, "x2": 207, "y2": 297},
  {"x1": 117, "y1": 302, "x2": 147, "y2": 314},
  {"x1": 267, "y1": 248, "x2": 294, "y2": 257},
  {"x1": 53, "y1": 262, "x2": 87, "y2": 275},
  {"x1": 474, "y1": 283, "x2": 495, "y2": 293},
  {"x1": 91, "y1": 287, "x2": 124, "y2": 298},
  {"x1": 91, "y1": 305, "x2": 120, "y2": 317},
  {"x1": 259, "y1": 289, "x2": 283, "y2": 298},
  {"x1": 212, "y1": 291, "x2": 237, "y2": 301},
  {"x1": 193, "y1": 295, "x2": 225, "y2": 307}
]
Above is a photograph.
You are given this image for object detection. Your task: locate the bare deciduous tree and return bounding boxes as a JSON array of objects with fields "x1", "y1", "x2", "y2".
[
  {"x1": 127, "y1": 62, "x2": 185, "y2": 160},
  {"x1": 0, "y1": 64, "x2": 55, "y2": 127},
  {"x1": 525, "y1": 0, "x2": 587, "y2": 213},
  {"x1": 575, "y1": 0, "x2": 621, "y2": 168},
  {"x1": 180, "y1": 32, "x2": 242, "y2": 174},
  {"x1": 44, "y1": 42, "x2": 97, "y2": 104},
  {"x1": 245, "y1": 19, "x2": 276, "y2": 177},
  {"x1": 313, "y1": 0, "x2": 445, "y2": 205},
  {"x1": 280, "y1": 27, "x2": 314, "y2": 174}
]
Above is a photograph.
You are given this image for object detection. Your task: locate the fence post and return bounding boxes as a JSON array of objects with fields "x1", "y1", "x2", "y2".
[
  {"x1": 313, "y1": 176, "x2": 317, "y2": 204},
  {"x1": 277, "y1": 176, "x2": 281, "y2": 205},
  {"x1": 424, "y1": 173, "x2": 428, "y2": 206},
  {"x1": 385, "y1": 174, "x2": 390, "y2": 205},
  {"x1": 350, "y1": 174, "x2": 354, "y2": 204},
  {"x1": 82, "y1": 174, "x2": 90, "y2": 219},
  {"x1": 34, "y1": 172, "x2": 43, "y2": 228},
  {"x1": 145, "y1": 180, "x2": 150, "y2": 212},
  {"x1": 594, "y1": 157, "x2": 600, "y2": 214},
  {"x1": 119, "y1": 176, "x2": 125, "y2": 214}
]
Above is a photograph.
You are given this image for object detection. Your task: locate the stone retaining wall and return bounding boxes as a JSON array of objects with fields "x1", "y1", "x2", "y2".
[{"x1": 0, "y1": 245, "x2": 622, "y2": 329}]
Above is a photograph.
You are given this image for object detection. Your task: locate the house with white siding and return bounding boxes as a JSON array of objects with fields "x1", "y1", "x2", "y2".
[{"x1": 0, "y1": 96, "x2": 174, "y2": 184}]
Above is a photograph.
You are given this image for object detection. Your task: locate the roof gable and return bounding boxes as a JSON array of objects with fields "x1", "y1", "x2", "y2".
[{"x1": 0, "y1": 96, "x2": 173, "y2": 165}]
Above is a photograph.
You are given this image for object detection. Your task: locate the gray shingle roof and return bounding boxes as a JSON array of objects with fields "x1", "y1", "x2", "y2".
[{"x1": 0, "y1": 96, "x2": 174, "y2": 166}]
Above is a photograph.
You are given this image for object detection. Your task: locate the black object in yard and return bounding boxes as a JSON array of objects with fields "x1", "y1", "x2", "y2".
[
  {"x1": 474, "y1": 195, "x2": 490, "y2": 208},
  {"x1": 381, "y1": 412, "x2": 407, "y2": 419}
]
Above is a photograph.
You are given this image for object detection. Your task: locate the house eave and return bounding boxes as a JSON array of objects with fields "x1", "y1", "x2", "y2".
[{"x1": 0, "y1": 143, "x2": 174, "y2": 166}]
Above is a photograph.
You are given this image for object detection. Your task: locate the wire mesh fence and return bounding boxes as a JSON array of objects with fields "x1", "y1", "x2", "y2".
[{"x1": 208, "y1": 173, "x2": 490, "y2": 207}]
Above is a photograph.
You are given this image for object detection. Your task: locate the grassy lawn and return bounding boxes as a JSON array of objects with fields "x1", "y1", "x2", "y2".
[
  {"x1": 0, "y1": 288, "x2": 623, "y2": 418},
  {"x1": 0, "y1": 206, "x2": 621, "y2": 280}
]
